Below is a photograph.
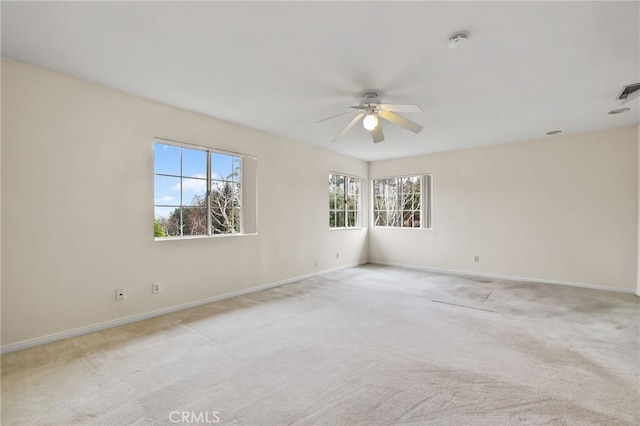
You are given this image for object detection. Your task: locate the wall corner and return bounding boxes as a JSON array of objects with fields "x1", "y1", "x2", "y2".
[{"x1": 637, "y1": 124, "x2": 640, "y2": 297}]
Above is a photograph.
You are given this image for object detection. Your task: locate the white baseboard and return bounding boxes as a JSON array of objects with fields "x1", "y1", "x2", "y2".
[
  {"x1": 369, "y1": 260, "x2": 637, "y2": 294},
  {"x1": 0, "y1": 262, "x2": 365, "y2": 355}
]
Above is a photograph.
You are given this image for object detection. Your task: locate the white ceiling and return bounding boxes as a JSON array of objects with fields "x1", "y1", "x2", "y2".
[{"x1": 2, "y1": 1, "x2": 639, "y2": 161}]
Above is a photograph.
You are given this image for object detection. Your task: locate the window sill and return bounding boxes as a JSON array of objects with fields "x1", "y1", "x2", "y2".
[
  {"x1": 155, "y1": 233, "x2": 257, "y2": 241},
  {"x1": 371, "y1": 226, "x2": 433, "y2": 230},
  {"x1": 329, "y1": 227, "x2": 366, "y2": 231}
]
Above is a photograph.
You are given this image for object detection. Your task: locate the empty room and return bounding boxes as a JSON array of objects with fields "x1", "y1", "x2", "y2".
[{"x1": 1, "y1": 1, "x2": 639, "y2": 425}]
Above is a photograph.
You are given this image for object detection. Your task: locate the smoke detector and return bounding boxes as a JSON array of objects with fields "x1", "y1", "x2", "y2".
[{"x1": 447, "y1": 31, "x2": 469, "y2": 48}]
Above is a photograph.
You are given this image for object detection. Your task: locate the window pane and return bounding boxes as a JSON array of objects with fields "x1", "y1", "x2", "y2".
[
  {"x1": 402, "y1": 211, "x2": 413, "y2": 227},
  {"x1": 348, "y1": 198, "x2": 357, "y2": 213},
  {"x1": 211, "y1": 181, "x2": 240, "y2": 203},
  {"x1": 154, "y1": 175, "x2": 180, "y2": 205},
  {"x1": 154, "y1": 143, "x2": 181, "y2": 175},
  {"x1": 182, "y1": 177, "x2": 207, "y2": 206},
  {"x1": 211, "y1": 209, "x2": 239, "y2": 234},
  {"x1": 182, "y1": 148, "x2": 207, "y2": 179},
  {"x1": 347, "y1": 178, "x2": 360, "y2": 195},
  {"x1": 347, "y1": 211, "x2": 357, "y2": 227},
  {"x1": 385, "y1": 178, "x2": 397, "y2": 192},
  {"x1": 182, "y1": 207, "x2": 208, "y2": 236},
  {"x1": 329, "y1": 173, "x2": 357, "y2": 229},
  {"x1": 402, "y1": 192, "x2": 417, "y2": 211},
  {"x1": 157, "y1": 207, "x2": 181, "y2": 236},
  {"x1": 373, "y1": 178, "x2": 397, "y2": 227},
  {"x1": 211, "y1": 179, "x2": 224, "y2": 193},
  {"x1": 388, "y1": 210, "x2": 400, "y2": 227},
  {"x1": 211, "y1": 181, "x2": 240, "y2": 234},
  {"x1": 229, "y1": 182, "x2": 241, "y2": 208},
  {"x1": 375, "y1": 210, "x2": 387, "y2": 226},
  {"x1": 154, "y1": 207, "x2": 175, "y2": 238},
  {"x1": 231, "y1": 156, "x2": 241, "y2": 182},
  {"x1": 154, "y1": 206, "x2": 174, "y2": 220},
  {"x1": 231, "y1": 208, "x2": 241, "y2": 233},
  {"x1": 212, "y1": 153, "x2": 234, "y2": 181}
]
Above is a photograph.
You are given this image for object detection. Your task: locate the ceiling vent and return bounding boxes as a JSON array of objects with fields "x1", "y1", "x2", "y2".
[{"x1": 617, "y1": 82, "x2": 640, "y2": 104}]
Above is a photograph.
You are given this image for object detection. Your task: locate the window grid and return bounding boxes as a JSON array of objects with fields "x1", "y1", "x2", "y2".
[
  {"x1": 373, "y1": 175, "x2": 429, "y2": 228},
  {"x1": 329, "y1": 173, "x2": 361, "y2": 228},
  {"x1": 154, "y1": 142, "x2": 241, "y2": 237}
]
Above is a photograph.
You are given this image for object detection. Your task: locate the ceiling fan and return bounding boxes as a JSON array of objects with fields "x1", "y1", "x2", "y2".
[{"x1": 318, "y1": 92, "x2": 423, "y2": 144}]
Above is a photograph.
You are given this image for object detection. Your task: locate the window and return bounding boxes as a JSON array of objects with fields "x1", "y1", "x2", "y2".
[
  {"x1": 329, "y1": 173, "x2": 362, "y2": 228},
  {"x1": 154, "y1": 140, "x2": 246, "y2": 238},
  {"x1": 373, "y1": 175, "x2": 432, "y2": 228}
]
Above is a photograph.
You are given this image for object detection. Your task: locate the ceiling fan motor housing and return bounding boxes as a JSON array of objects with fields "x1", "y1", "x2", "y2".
[{"x1": 361, "y1": 92, "x2": 381, "y2": 107}]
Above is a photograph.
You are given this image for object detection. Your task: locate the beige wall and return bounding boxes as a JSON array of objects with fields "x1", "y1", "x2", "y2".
[
  {"x1": 638, "y1": 124, "x2": 640, "y2": 297},
  {"x1": 369, "y1": 126, "x2": 639, "y2": 291},
  {"x1": 0, "y1": 58, "x2": 368, "y2": 348},
  {"x1": 2, "y1": 57, "x2": 639, "y2": 349}
]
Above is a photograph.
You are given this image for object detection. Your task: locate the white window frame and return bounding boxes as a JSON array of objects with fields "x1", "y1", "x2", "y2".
[
  {"x1": 154, "y1": 138, "x2": 253, "y2": 239},
  {"x1": 329, "y1": 172, "x2": 364, "y2": 229},
  {"x1": 371, "y1": 174, "x2": 432, "y2": 229}
]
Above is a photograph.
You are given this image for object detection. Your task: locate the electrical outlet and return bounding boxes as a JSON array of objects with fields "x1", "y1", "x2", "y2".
[
  {"x1": 116, "y1": 288, "x2": 125, "y2": 301},
  {"x1": 336, "y1": 252, "x2": 340, "y2": 259},
  {"x1": 153, "y1": 282, "x2": 161, "y2": 294},
  {"x1": 473, "y1": 256, "x2": 480, "y2": 263}
]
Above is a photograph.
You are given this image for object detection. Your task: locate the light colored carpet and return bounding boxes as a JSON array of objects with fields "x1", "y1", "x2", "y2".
[{"x1": 2, "y1": 265, "x2": 639, "y2": 425}]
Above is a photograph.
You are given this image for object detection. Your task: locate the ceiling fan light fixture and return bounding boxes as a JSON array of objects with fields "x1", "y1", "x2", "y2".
[{"x1": 363, "y1": 112, "x2": 378, "y2": 131}]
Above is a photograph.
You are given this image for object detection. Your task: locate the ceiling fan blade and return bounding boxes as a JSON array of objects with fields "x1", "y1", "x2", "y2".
[
  {"x1": 316, "y1": 110, "x2": 356, "y2": 124},
  {"x1": 332, "y1": 112, "x2": 365, "y2": 143},
  {"x1": 371, "y1": 123, "x2": 385, "y2": 143},
  {"x1": 379, "y1": 104, "x2": 422, "y2": 113},
  {"x1": 378, "y1": 109, "x2": 424, "y2": 134}
]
